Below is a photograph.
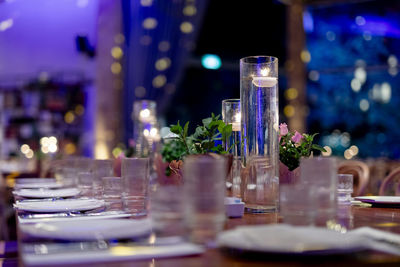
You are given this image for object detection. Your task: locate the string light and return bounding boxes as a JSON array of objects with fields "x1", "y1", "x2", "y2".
[
  {"x1": 158, "y1": 41, "x2": 170, "y2": 52},
  {"x1": 300, "y1": 50, "x2": 311, "y2": 63},
  {"x1": 308, "y1": 70, "x2": 320, "y2": 81},
  {"x1": 180, "y1": 22, "x2": 193, "y2": 33},
  {"x1": 20, "y1": 144, "x2": 30, "y2": 154},
  {"x1": 111, "y1": 47, "x2": 123, "y2": 59},
  {"x1": 344, "y1": 149, "x2": 353, "y2": 160},
  {"x1": 359, "y1": 99, "x2": 369, "y2": 112},
  {"x1": 284, "y1": 105, "x2": 295, "y2": 117},
  {"x1": 64, "y1": 111, "x2": 75, "y2": 124},
  {"x1": 135, "y1": 86, "x2": 147, "y2": 98},
  {"x1": 75, "y1": 105, "x2": 85, "y2": 116},
  {"x1": 64, "y1": 143, "x2": 77, "y2": 155},
  {"x1": 114, "y1": 34, "x2": 125, "y2": 44},
  {"x1": 25, "y1": 149, "x2": 34, "y2": 159},
  {"x1": 142, "y1": 18, "x2": 158, "y2": 30},
  {"x1": 355, "y1": 16, "x2": 366, "y2": 26},
  {"x1": 322, "y1": 146, "x2": 332, "y2": 157},
  {"x1": 155, "y1": 58, "x2": 171, "y2": 71},
  {"x1": 183, "y1": 5, "x2": 197, "y2": 16},
  {"x1": 111, "y1": 62, "x2": 122, "y2": 74},
  {"x1": 349, "y1": 145, "x2": 359, "y2": 156},
  {"x1": 285, "y1": 88, "x2": 298, "y2": 100},
  {"x1": 152, "y1": 75, "x2": 167, "y2": 88},
  {"x1": 140, "y1": 35, "x2": 152, "y2": 46}
]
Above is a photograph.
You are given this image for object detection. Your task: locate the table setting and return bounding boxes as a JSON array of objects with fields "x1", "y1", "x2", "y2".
[{"x1": 5, "y1": 55, "x2": 400, "y2": 267}]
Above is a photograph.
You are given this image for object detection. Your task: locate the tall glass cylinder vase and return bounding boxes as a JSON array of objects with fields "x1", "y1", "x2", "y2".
[
  {"x1": 240, "y1": 56, "x2": 279, "y2": 213},
  {"x1": 222, "y1": 99, "x2": 241, "y2": 198}
]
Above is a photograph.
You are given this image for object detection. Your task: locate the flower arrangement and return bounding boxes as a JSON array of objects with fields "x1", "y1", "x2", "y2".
[
  {"x1": 279, "y1": 123, "x2": 326, "y2": 171},
  {"x1": 160, "y1": 113, "x2": 233, "y2": 177}
]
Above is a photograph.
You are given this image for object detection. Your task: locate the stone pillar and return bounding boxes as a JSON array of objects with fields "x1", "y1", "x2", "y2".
[
  {"x1": 95, "y1": 0, "x2": 124, "y2": 159},
  {"x1": 286, "y1": 1, "x2": 307, "y2": 133}
]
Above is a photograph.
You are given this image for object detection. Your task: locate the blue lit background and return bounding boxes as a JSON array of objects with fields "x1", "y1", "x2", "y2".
[{"x1": 305, "y1": 0, "x2": 400, "y2": 159}]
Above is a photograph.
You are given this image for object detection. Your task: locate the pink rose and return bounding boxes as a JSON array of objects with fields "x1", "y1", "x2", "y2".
[
  {"x1": 279, "y1": 123, "x2": 288, "y2": 136},
  {"x1": 291, "y1": 131, "x2": 303, "y2": 143}
]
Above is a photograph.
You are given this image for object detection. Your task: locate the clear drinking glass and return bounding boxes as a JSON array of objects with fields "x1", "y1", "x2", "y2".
[
  {"x1": 78, "y1": 172, "x2": 94, "y2": 198},
  {"x1": 183, "y1": 155, "x2": 227, "y2": 245},
  {"x1": 150, "y1": 185, "x2": 184, "y2": 238},
  {"x1": 240, "y1": 56, "x2": 279, "y2": 213},
  {"x1": 102, "y1": 176, "x2": 123, "y2": 211},
  {"x1": 280, "y1": 184, "x2": 316, "y2": 225},
  {"x1": 92, "y1": 159, "x2": 114, "y2": 199},
  {"x1": 300, "y1": 157, "x2": 337, "y2": 226},
  {"x1": 121, "y1": 157, "x2": 150, "y2": 216},
  {"x1": 222, "y1": 99, "x2": 241, "y2": 198},
  {"x1": 337, "y1": 174, "x2": 353, "y2": 204}
]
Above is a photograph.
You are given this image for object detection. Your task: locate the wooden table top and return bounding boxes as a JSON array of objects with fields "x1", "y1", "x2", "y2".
[{"x1": 16, "y1": 204, "x2": 400, "y2": 267}]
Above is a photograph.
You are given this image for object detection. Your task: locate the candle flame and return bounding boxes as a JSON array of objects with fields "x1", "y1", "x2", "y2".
[{"x1": 260, "y1": 68, "x2": 269, "y2": 76}]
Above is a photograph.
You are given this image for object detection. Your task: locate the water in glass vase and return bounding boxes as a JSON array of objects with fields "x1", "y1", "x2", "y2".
[
  {"x1": 240, "y1": 75, "x2": 279, "y2": 213},
  {"x1": 225, "y1": 130, "x2": 242, "y2": 196}
]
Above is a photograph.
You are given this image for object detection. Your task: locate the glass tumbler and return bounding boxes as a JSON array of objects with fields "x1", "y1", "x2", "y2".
[
  {"x1": 280, "y1": 184, "x2": 316, "y2": 225},
  {"x1": 121, "y1": 157, "x2": 150, "y2": 216},
  {"x1": 183, "y1": 155, "x2": 227, "y2": 245},
  {"x1": 78, "y1": 172, "x2": 94, "y2": 198},
  {"x1": 300, "y1": 157, "x2": 337, "y2": 226},
  {"x1": 240, "y1": 56, "x2": 279, "y2": 213},
  {"x1": 337, "y1": 174, "x2": 353, "y2": 204},
  {"x1": 222, "y1": 99, "x2": 241, "y2": 198},
  {"x1": 92, "y1": 159, "x2": 114, "y2": 199},
  {"x1": 102, "y1": 176, "x2": 123, "y2": 211}
]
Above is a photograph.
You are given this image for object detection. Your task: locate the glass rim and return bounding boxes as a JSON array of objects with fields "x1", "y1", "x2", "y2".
[
  {"x1": 338, "y1": 174, "x2": 353, "y2": 178},
  {"x1": 222, "y1": 98, "x2": 240, "y2": 104},
  {"x1": 301, "y1": 156, "x2": 336, "y2": 162},
  {"x1": 240, "y1": 55, "x2": 278, "y2": 64},
  {"x1": 122, "y1": 157, "x2": 149, "y2": 162}
]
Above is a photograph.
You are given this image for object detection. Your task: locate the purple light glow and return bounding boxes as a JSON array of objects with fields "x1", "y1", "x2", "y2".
[{"x1": 0, "y1": 0, "x2": 98, "y2": 79}]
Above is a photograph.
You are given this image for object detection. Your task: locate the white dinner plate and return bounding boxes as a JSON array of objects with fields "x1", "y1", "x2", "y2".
[
  {"x1": 13, "y1": 188, "x2": 80, "y2": 198},
  {"x1": 16, "y1": 178, "x2": 57, "y2": 184},
  {"x1": 15, "y1": 182, "x2": 63, "y2": 189},
  {"x1": 20, "y1": 218, "x2": 152, "y2": 241},
  {"x1": 217, "y1": 224, "x2": 367, "y2": 255},
  {"x1": 355, "y1": 196, "x2": 400, "y2": 206},
  {"x1": 14, "y1": 199, "x2": 105, "y2": 213}
]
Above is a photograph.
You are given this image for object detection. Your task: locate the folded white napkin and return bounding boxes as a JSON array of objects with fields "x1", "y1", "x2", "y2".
[
  {"x1": 350, "y1": 227, "x2": 400, "y2": 256},
  {"x1": 217, "y1": 224, "x2": 367, "y2": 254},
  {"x1": 218, "y1": 224, "x2": 400, "y2": 256}
]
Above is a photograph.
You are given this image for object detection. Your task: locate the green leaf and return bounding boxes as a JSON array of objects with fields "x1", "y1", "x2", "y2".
[
  {"x1": 202, "y1": 117, "x2": 212, "y2": 128},
  {"x1": 183, "y1": 121, "x2": 189, "y2": 138},
  {"x1": 170, "y1": 121, "x2": 182, "y2": 135},
  {"x1": 312, "y1": 144, "x2": 326, "y2": 152}
]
